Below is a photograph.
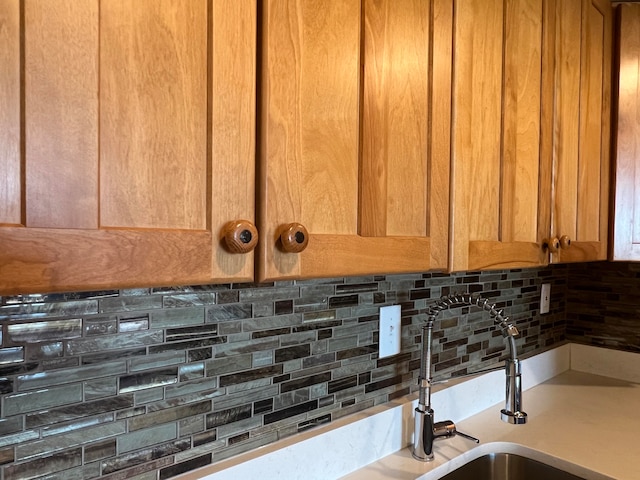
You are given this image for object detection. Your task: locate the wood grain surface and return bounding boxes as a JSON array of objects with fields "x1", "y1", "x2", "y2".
[
  {"x1": 258, "y1": 0, "x2": 446, "y2": 280},
  {"x1": 24, "y1": 0, "x2": 99, "y2": 229},
  {"x1": 612, "y1": 3, "x2": 640, "y2": 260},
  {"x1": 1, "y1": 0, "x2": 258, "y2": 293},
  {"x1": 0, "y1": 0, "x2": 21, "y2": 226},
  {"x1": 100, "y1": 0, "x2": 207, "y2": 230}
]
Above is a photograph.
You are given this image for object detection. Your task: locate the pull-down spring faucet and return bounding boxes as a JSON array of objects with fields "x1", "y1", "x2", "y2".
[{"x1": 412, "y1": 293, "x2": 527, "y2": 462}]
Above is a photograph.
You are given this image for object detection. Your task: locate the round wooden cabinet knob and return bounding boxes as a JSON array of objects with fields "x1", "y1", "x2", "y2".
[
  {"x1": 222, "y1": 220, "x2": 259, "y2": 254},
  {"x1": 542, "y1": 237, "x2": 560, "y2": 253},
  {"x1": 559, "y1": 235, "x2": 572, "y2": 249},
  {"x1": 279, "y1": 223, "x2": 309, "y2": 253}
]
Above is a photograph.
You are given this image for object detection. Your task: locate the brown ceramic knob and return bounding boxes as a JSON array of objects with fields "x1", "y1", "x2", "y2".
[
  {"x1": 222, "y1": 220, "x2": 258, "y2": 254},
  {"x1": 279, "y1": 223, "x2": 309, "y2": 253},
  {"x1": 559, "y1": 235, "x2": 572, "y2": 249},
  {"x1": 542, "y1": 237, "x2": 560, "y2": 253}
]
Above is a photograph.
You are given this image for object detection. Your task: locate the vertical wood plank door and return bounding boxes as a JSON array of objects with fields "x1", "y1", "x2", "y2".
[
  {"x1": 0, "y1": 0, "x2": 257, "y2": 295},
  {"x1": 450, "y1": 0, "x2": 547, "y2": 271},
  {"x1": 611, "y1": 4, "x2": 640, "y2": 261},
  {"x1": 258, "y1": 0, "x2": 451, "y2": 281},
  {"x1": 550, "y1": 0, "x2": 611, "y2": 263}
]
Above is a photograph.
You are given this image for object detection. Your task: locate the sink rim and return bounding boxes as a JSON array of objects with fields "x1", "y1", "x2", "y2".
[{"x1": 417, "y1": 442, "x2": 615, "y2": 480}]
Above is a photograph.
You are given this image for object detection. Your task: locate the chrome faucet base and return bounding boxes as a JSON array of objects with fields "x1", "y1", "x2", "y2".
[
  {"x1": 412, "y1": 452, "x2": 433, "y2": 462},
  {"x1": 501, "y1": 409, "x2": 528, "y2": 424},
  {"x1": 412, "y1": 405, "x2": 480, "y2": 462},
  {"x1": 412, "y1": 406, "x2": 435, "y2": 461}
]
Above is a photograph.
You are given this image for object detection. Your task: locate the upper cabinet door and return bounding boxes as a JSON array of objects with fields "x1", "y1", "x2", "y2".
[
  {"x1": 258, "y1": 0, "x2": 451, "y2": 281},
  {"x1": 546, "y1": 0, "x2": 612, "y2": 263},
  {"x1": 450, "y1": 0, "x2": 547, "y2": 271},
  {"x1": 611, "y1": 4, "x2": 640, "y2": 261},
  {"x1": 0, "y1": 0, "x2": 256, "y2": 294}
]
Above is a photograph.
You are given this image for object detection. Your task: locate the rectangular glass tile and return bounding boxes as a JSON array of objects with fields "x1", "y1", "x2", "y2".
[
  {"x1": 0, "y1": 347, "x2": 24, "y2": 364},
  {"x1": 4, "y1": 384, "x2": 83, "y2": 416},
  {"x1": 117, "y1": 424, "x2": 177, "y2": 454},
  {"x1": 7, "y1": 319, "x2": 83, "y2": 342},
  {"x1": 151, "y1": 308, "x2": 205, "y2": 329},
  {"x1": 119, "y1": 369, "x2": 178, "y2": 393},
  {"x1": 0, "y1": 301, "x2": 98, "y2": 321}
]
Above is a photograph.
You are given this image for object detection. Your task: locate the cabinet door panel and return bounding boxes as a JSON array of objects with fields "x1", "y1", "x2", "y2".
[
  {"x1": 0, "y1": 0, "x2": 20, "y2": 226},
  {"x1": 578, "y1": 1, "x2": 605, "y2": 242},
  {"x1": 451, "y1": 0, "x2": 546, "y2": 271},
  {"x1": 612, "y1": 4, "x2": 640, "y2": 260},
  {"x1": 261, "y1": 0, "x2": 360, "y2": 237},
  {"x1": 502, "y1": 0, "x2": 544, "y2": 244},
  {"x1": 553, "y1": 0, "x2": 582, "y2": 246},
  {"x1": 259, "y1": 0, "x2": 450, "y2": 280},
  {"x1": 259, "y1": 0, "x2": 361, "y2": 280},
  {"x1": 453, "y1": 0, "x2": 503, "y2": 254},
  {"x1": 24, "y1": 0, "x2": 99, "y2": 229},
  {"x1": 0, "y1": 0, "x2": 257, "y2": 294},
  {"x1": 552, "y1": 0, "x2": 611, "y2": 263},
  {"x1": 100, "y1": 0, "x2": 207, "y2": 231},
  {"x1": 360, "y1": 0, "x2": 430, "y2": 238},
  {"x1": 361, "y1": 0, "x2": 451, "y2": 270}
]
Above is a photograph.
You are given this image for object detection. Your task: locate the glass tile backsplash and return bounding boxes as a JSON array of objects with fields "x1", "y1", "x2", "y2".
[{"x1": 0, "y1": 263, "x2": 636, "y2": 479}]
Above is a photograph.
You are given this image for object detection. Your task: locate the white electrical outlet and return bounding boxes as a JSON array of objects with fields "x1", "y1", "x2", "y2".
[
  {"x1": 540, "y1": 283, "x2": 551, "y2": 314},
  {"x1": 379, "y1": 305, "x2": 401, "y2": 358}
]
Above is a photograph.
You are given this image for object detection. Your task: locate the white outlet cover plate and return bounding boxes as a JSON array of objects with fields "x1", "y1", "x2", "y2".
[
  {"x1": 540, "y1": 283, "x2": 551, "y2": 314},
  {"x1": 379, "y1": 305, "x2": 401, "y2": 358}
]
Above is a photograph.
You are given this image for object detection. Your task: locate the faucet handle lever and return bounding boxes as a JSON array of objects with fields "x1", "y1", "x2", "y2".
[
  {"x1": 433, "y1": 420, "x2": 480, "y2": 444},
  {"x1": 455, "y1": 429, "x2": 480, "y2": 444}
]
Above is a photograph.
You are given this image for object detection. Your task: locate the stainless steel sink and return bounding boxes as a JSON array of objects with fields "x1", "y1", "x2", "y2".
[{"x1": 438, "y1": 452, "x2": 587, "y2": 480}]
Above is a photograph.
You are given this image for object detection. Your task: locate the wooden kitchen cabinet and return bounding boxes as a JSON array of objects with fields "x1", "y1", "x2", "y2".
[
  {"x1": 545, "y1": 0, "x2": 611, "y2": 264},
  {"x1": 450, "y1": 0, "x2": 548, "y2": 271},
  {"x1": 0, "y1": 0, "x2": 257, "y2": 294},
  {"x1": 611, "y1": 4, "x2": 640, "y2": 261},
  {"x1": 449, "y1": 0, "x2": 611, "y2": 271},
  {"x1": 0, "y1": 0, "x2": 614, "y2": 295},
  {"x1": 258, "y1": 0, "x2": 452, "y2": 281}
]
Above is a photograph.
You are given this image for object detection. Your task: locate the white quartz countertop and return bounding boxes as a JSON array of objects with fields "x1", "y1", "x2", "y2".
[
  {"x1": 180, "y1": 344, "x2": 640, "y2": 480},
  {"x1": 342, "y1": 369, "x2": 640, "y2": 480}
]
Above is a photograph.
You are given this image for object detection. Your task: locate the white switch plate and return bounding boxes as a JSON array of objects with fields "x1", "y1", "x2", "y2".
[
  {"x1": 540, "y1": 283, "x2": 551, "y2": 314},
  {"x1": 379, "y1": 305, "x2": 401, "y2": 358}
]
